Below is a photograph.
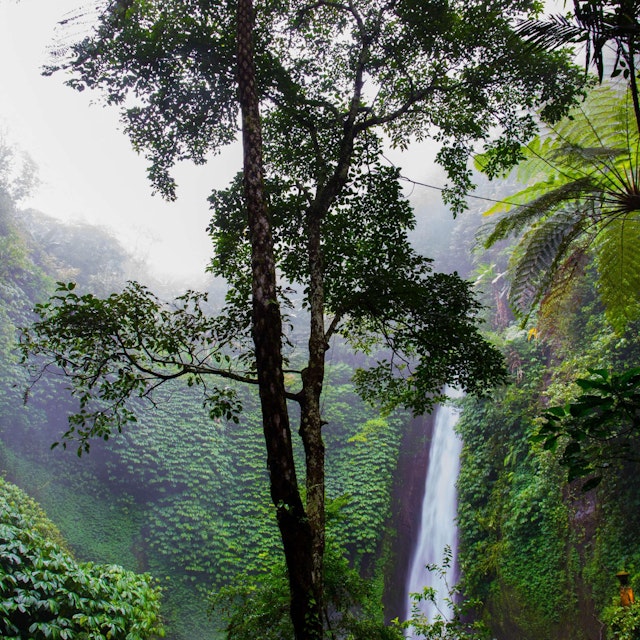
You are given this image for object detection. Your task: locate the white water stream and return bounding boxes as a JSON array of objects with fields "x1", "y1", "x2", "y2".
[{"x1": 405, "y1": 393, "x2": 463, "y2": 624}]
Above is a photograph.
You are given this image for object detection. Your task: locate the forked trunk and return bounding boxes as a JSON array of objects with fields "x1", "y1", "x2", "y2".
[{"x1": 235, "y1": 0, "x2": 323, "y2": 637}]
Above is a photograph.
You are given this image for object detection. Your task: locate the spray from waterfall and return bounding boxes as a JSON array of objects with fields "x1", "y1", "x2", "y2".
[{"x1": 405, "y1": 391, "x2": 463, "y2": 625}]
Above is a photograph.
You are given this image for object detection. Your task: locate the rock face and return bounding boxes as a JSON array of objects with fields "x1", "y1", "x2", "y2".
[
  {"x1": 384, "y1": 412, "x2": 435, "y2": 622},
  {"x1": 478, "y1": 479, "x2": 603, "y2": 640}
]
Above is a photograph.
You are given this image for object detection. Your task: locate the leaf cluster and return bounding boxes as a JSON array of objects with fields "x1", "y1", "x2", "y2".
[
  {"x1": 47, "y1": 0, "x2": 239, "y2": 200},
  {"x1": 534, "y1": 366, "x2": 640, "y2": 490},
  {"x1": 0, "y1": 476, "x2": 164, "y2": 640},
  {"x1": 349, "y1": 270, "x2": 506, "y2": 416},
  {"x1": 19, "y1": 281, "x2": 252, "y2": 453},
  {"x1": 601, "y1": 599, "x2": 640, "y2": 639}
]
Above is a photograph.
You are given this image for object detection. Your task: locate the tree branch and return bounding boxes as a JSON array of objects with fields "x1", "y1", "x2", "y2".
[{"x1": 358, "y1": 84, "x2": 439, "y2": 131}]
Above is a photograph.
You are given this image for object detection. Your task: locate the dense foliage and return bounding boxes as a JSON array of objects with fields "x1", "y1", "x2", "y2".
[
  {"x1": 455, "y1": 320, "x2": 640, "y2": 637},
  {"x1": 535, "y1": 366, "x2": 640, "y2": 490},
  {"x1": 28, "y1": 0, "x2": 580, "y2": 634},
  {"x1": 0, "y1": 477, "x2": 164, "y2": 640},
  {"x1": 4, "y1": 0, "x2": 639, "y2": 637},
  {"x1": 3, "y1": 342, "x2": 407, "y2": 640},
  {"x1": 210, "y1": 535, "x2": 401, "y2": 640},
  {"x1": 452, "y1": 8, "x2": 640, "y2": 632},
  {"x1": 455, "y1": 128, "x2": 640, "y2": 640}
]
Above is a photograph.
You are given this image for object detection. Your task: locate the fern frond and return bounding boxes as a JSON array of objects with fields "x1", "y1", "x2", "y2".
[
  {"x1": 508, "y1": 211, "x2": 584, "y2": 317},
  {"x1": 553, "y1": 85, "x2": 638, "y2": 150},
  {"x1": 537, "y1": 246, "x2": 590, "y2": 336},
  {"x1": 551, "y1": 144, "x2": 625, "y2": 166},
  {"x1": 483, "y1": 177, "x2": 596, "y2": 248},
  {"x1": 594, "y1": 213, "x2": 640, "y2": 331},
  {"x1": 516, "y1": 136, "x2": 568, "y2": 184},
  {"x1": 481, "y1": 179, "x2": 559, "y2": 218}
]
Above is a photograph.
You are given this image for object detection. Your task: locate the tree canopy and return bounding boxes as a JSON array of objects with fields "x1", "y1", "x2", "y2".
[{"x1": 48, "y1": 0, "x2": 583, "y2": 211}]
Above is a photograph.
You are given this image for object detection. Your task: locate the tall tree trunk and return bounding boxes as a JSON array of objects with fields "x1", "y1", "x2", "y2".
[
  {"x1": 235, "y1": 0, "x2": 323, "y2": 637},
  {"x1": 300, "y1": 209, "x2": 327, "y2": 621},
  {"x1": 296, "y1": 126, "x2": 359, "y2": 630}
]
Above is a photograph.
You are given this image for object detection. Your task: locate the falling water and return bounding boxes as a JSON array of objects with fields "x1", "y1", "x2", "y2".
[{"x1": 405, "y1": 392, "x2": 463, "y2": 625}]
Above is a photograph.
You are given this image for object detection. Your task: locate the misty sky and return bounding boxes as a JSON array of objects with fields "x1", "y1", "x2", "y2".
[
  {"x1": 0, "y1": 0, "x2": 245, "y2": 284},
  {"x1": 0, "y1": 0, "x2": 452, "y2": 284}
]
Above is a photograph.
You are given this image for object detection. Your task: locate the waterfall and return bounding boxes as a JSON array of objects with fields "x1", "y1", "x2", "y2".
[{"x1": 405, "y1": 392, "x2": 463, "y2": 625}]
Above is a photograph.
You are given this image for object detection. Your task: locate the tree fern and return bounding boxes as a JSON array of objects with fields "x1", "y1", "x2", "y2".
[
  {"x1": 537, "y1": 246, "x2": 591, "y2": 336},
  {"x1": 478, "y1": 84, "x2": 640, "y2": 331}
]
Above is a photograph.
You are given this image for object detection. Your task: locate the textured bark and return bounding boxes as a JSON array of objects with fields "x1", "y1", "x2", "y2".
[
  {"x1": 299, "y1": 210, "x2": 327, "y2": 614},
  {"x1": 236, "y1": 1, "x2": 322, "y2": 637}
]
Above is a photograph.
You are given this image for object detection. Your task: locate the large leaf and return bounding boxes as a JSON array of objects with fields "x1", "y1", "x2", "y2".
[
  {"x1": 507, "y1": 210, "x2": 584, "y2": 317},
  {"x1": 594, "y1": 212, "x2": 640, "y2": 330}
]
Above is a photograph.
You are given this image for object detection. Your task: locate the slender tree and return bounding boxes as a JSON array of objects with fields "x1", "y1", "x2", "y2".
[
  {"x1": 24, "y1": 1, "x2": 584, "y2": 636},
  {"x1": 236, "y1": 0, "x2": 320, "y2": 634}
]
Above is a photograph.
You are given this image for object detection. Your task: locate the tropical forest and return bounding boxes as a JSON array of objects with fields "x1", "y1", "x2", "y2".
[{"x1": 1, "y1": 1, "x2": 640, "y2": 639}]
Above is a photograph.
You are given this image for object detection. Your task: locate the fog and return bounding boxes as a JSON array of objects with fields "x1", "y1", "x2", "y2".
[{"x1": 0, "y1": 0, "x2": 242, "y2": 286}]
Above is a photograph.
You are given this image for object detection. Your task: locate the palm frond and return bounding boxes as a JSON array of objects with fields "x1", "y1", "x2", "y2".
[
  {"x1": 516, "y1": 15, "x2": 583, "y2": 52},
  {"x1": 519, "y1": 3, "x2": 640, "y2": 83}
]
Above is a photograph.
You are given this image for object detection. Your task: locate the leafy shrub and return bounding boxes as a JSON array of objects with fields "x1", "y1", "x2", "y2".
[
  {"x1": 401, "y1": 547, "x2": 491, "y2": 640},
  {"x1": 601, "y1": 602, "x2": 640, "y2": 640},
  {"x1": 0, "y1": 477, "x2": 164, "y2": 640}
]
